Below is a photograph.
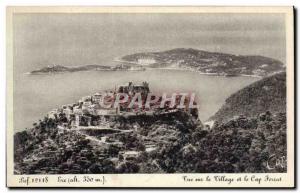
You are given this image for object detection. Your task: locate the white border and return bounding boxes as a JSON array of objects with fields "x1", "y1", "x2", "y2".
[{"x1": 0, "y1": 1, "x2": 297, "y2": 192}]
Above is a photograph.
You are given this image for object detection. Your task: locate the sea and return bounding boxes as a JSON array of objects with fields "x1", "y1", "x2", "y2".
[{"x1": 13, "y1": 68, "x2": 259, "y2": 132}]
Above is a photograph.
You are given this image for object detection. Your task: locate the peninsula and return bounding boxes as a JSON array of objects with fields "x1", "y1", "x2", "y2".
[
  {"x1": 119, "y1": 48, "x2": 285, "y2": 77},
  {"x1": 29, "y1": 64, "x2": 145, "y2": 74}
]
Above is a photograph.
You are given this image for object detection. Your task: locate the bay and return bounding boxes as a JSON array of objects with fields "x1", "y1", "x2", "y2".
[{"x1": 13, "y1": 69, "x2": 259, "y2": 132}]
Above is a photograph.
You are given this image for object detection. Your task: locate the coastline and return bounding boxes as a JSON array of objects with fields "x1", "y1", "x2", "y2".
[
  {"x1": 114, "y1": 58, "x2": 263, "y2": 78},
  {"x1": 26, "y1": 67, "x2": 145, "y2": 75},
  {"x1": 26, "y1": 58, "x2": 282, "y2": 78}
]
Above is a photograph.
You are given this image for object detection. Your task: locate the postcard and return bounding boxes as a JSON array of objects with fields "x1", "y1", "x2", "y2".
[{"x1": 6, "y1": 6, "x2": 294, "y2": 188}]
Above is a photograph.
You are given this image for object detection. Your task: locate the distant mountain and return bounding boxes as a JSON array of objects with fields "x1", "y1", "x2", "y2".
[
  {"x1": 121, "y1": 48, "x2": 285, "y2": 76},
  {"x1": 29, "y1": 64, "x2": 145, "y2": 74},
  {"x1": 209, "y1": 72, "x2": 286, "y2": 123}
]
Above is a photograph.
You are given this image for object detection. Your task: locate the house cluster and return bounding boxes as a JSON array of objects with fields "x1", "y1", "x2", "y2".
[
  {"x1": 137, "y1": 57, "x2": 156, "y2": 65},
  {"x1": 47, "y1": 82, "x2": 158, "y2": 128},
  {"x1": 48, "y1": 81, "x2": 198, "y2": 128}
]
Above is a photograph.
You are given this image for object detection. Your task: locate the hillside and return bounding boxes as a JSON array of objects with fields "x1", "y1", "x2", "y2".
[
  {"x1": 121, "y1": 48, "x2": 285, "y2": 76},
  {"x1": 14, "y1": 111, "x2": 202, "y2": 174},
  {"x1": 14, "y1": 110, "x2": 286, "y2": 174},
  {"x1": 209, "y1": 72, "x2": 286, "y2": 123}
]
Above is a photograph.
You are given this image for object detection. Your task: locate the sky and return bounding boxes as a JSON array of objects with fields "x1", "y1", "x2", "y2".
[{"x1": 13, "y1": 13, "x2": 286, "y2": 73}]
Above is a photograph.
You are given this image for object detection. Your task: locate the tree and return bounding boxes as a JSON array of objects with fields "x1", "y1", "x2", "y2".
[
  {"x1": 107, "y1": 144, "x2": 120, "y2": 157},
  {"x1": 117, "y1": 161, "x2": 140, "y2": 173}
]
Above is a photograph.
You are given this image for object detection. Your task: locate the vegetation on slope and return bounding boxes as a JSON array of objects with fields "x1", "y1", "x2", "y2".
[
  {"x1": 14, "y1": 110, "x2": 286, "y2": 174},
  {"x1": 210, "y1": 72, "x2": 286, "y2": 123},
  {"x1": 122, "y1": 48, "x2": 285, "y2": 76}
]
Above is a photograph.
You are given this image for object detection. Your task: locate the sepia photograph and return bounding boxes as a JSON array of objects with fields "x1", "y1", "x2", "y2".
[{"x1": 6, "y1": 6, "x2": 294, "y2": 188}]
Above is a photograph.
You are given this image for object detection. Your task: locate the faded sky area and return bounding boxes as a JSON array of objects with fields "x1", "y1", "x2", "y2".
[{"x1": 13, "y1": 13, "x2": 286, "y2": 73}]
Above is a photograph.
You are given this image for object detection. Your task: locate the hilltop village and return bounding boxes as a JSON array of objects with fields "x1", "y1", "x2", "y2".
[
  {"x1": 14, "y1": 73, "x2": 287, "y2": 174},
  {"x1": 47, "y1": 81, "x2": 198, "y2": 128},
  {"x1": 14, "y1": 82, "x2": 201, "y2": 174}
]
